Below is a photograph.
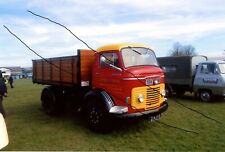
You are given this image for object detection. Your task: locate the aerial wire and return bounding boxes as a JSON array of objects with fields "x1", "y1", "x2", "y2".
[
  {"x1": 3, "y1": 10, "x2": 222, "y2": 135},
  {"x1": 26, "y1": 10, "x2": 222, "y2": 125}
]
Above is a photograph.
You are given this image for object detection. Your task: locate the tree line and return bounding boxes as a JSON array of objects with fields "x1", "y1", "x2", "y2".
[{"x1": 169, "y1": 42, "x2": 197, "y2": 56}]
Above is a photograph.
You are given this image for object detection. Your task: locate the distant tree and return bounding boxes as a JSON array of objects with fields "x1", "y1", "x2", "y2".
[{"x1": 169, "y1": 42, "x2": 197, "y2": 56}]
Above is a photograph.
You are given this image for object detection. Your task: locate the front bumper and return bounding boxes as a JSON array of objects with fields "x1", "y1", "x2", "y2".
[{"x1": 111, "y1": 101, "x2": 168, "y2": 118}]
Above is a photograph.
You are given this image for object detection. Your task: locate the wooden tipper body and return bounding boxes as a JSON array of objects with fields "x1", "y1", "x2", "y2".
[{"x1": 32, "y1": 50, "x2": 95, "y2": 87}]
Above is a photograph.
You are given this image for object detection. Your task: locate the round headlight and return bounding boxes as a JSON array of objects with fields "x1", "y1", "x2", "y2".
[
  {"x1": 138, "y1": 94, "x2": 144, "y2": 103},
  {"x1": 161, "y1": 89, "x2": 166, "y2": 96},
  {"x1": 154, "y1": 79, "x2": 160, "y2": 85}
]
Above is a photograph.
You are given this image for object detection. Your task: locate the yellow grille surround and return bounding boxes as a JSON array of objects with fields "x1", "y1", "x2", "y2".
[{"x1": 131, "y1": 84, "x2": 165, "y2": 110}]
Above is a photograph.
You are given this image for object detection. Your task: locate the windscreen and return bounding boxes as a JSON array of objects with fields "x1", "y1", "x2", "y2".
[
  {"x1": 218, "y1": 63, "x2": 225, "y2": 74},
  {"x1": 121, "y1": 47, "x2": 158, "y2": 68}
]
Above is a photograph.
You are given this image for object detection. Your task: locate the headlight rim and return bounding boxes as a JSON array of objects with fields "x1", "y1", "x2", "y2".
[{"x1": 138, "y1": 94, "x2": 144, "y2": 103}]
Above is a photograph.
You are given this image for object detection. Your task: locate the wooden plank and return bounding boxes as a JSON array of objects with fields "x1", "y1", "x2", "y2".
[
  {"x1": 79, "y1": 50, "x2": 95, "y2": 86},
  {"x1": 43, "y1": 60, "x2": 51, "y2": 81},
  {"x1": 33, "y1": 53, "x2": 93, "y2": 87},
  {"x1": 32, "y1": 61, "x2": 37, "y2": 81},
  {"x1": 61, "y1": 58, "x2": 73, "y2": 83},
  {"x1": 36, "y1": 61, "x2": 43, "y2": 80},
  {"x1": 52, "y1": 60, "x2": 60, "y2": 82},
  {"x1": 73, "y1": 57, "x2": 78, "y2": 84}
]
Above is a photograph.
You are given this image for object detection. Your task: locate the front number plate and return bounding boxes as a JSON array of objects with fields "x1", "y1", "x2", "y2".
[{"x1": 149, "y1": 114, "x2": 161, "y2": 122}]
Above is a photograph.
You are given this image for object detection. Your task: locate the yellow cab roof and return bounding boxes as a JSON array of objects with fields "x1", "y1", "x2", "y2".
[{"x1": 96, "y1": 43, "x2": 151, "y2": 52}]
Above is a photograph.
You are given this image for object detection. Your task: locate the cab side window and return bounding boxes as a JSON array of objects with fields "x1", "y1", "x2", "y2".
[
  {"x1": 162, "y1": 65, "x2": 177, "y2": 73},
  {"x1": 100, "y1": 53, "x2": 119, "y2": 68}
]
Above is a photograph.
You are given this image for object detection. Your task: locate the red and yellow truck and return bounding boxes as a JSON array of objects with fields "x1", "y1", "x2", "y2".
[{"x1": 33, "y1": 43, "x2": 168, "y2": 132}]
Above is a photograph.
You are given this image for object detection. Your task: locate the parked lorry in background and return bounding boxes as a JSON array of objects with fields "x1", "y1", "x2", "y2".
[
  {"x1": 157, "y1": 55, "x2": 225, "y2": 102},
  {"x1": 33, "y1": 43, "x2": 168, "y2": 132}
]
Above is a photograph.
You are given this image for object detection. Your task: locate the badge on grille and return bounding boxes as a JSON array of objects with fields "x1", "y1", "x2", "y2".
[{"x1": 146, "y1": 79, "x2": 153, "y2": 85}]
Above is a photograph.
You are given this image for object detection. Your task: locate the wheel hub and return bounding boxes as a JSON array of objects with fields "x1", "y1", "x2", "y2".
[
  {"x1": 201, "y1": 92, "x2": 210, "y2": 102},
  {"x1": 89, "y1": 107, "x2": 101, "y2": 124}
]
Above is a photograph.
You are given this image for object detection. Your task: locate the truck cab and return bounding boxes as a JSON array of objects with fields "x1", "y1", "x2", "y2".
[
  {"x1": 89, "y1": 44, "x2": 167, "y2": 117},
  {"x1": 194, "y1": 60, "x2": 225, "y2": 102}
]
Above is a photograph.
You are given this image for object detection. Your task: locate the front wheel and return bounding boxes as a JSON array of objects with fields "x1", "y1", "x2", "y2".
[
  {"x1": 85, "y1": 99, "x2": 112, "y2": 133},
  {"x1": 199, "y1": 90, "x2": 212, "y2": 102}
]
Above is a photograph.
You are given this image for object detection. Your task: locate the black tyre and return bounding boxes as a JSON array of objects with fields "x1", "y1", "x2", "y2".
[
  {"x1": 199, "y1": 90, "x2": 212, "y2": 102},
  {"x1": 41, "y1": 87, "x2": 62, "y2": 115},
  {"x1": 165, "y1": 85, "x2": 172, "y2": 97},
  {"x1": 176, "y1": 89, "x2": 185, "y2": 97},
  {"x1": 85, "y1": 98, "x2": 112, "y2": 133},
  {"x1": 194, "y1": 92, "x2": 198, "y2": 100}
]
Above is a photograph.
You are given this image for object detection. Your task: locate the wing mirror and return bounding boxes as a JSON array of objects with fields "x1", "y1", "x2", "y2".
[{"x1": 100, "y1": 56, "x2": 122, "y2": 71}]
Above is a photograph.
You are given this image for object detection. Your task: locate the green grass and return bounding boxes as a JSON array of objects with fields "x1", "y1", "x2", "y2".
[{"x1": 3, "y1": 79, "x2": 225, "y2": 151}]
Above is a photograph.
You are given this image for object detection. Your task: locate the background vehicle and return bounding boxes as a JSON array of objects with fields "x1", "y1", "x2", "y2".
[
  {"x1": 0, "y1": 68, "x2": 11, "y2": 83},
  {"x1": 158, "y1": 56, "x2": 225, "y2": 102},
  {"x1": 33, "y1": 43, "x2": 168, "y2": 132}
]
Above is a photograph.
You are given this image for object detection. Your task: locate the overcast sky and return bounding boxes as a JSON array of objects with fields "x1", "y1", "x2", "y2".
[{"x1": 1, "y1": 0, "x2": 225, "y2": 67}]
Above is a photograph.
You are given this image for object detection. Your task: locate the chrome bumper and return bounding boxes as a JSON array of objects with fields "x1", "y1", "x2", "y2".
[{"x1": 110, "y1": 102, "x2": 168, "y2": 118}]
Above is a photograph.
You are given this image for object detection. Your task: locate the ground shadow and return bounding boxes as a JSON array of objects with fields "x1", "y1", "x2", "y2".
[{"x1": 167, "y1": 93, "x2": 225, "y2": 104}]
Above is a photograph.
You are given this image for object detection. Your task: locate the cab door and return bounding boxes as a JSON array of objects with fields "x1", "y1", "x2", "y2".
[
  {"x1": 92, "y1": 52, "x2": 123, "y2": 100},
  {"x1": 194, "y1": 63, "x2": 221, "y2": 90}
]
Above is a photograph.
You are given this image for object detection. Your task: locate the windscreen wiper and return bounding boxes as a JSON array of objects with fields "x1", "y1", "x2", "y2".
[{"x1": 128, "y1": 46, "x2": 142, "y2": 55}]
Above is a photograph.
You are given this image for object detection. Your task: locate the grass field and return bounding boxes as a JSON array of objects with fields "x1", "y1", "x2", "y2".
[{"x1": 2, "y1": 79, "x2": 225, "y2": 151}]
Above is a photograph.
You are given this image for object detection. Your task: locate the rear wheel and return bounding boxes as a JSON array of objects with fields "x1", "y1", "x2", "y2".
[
  {"x1": 41, "y1": 87, "x2": 63, "y2": 115},
  {"x1": 85, "y1": 98, "x2": 112, "y2": 133},
  {"x1": 165, "y1": 85, "x2": 172, "y2": 97},
  {"x1": 176, "y1": 89, "x2": 185, "y2": 97},
  {"x1": 199, "y1": 90, "x2": 212, "y2": 102}
]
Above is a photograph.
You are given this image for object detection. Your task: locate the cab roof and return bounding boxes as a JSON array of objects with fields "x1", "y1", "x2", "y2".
[
  {"x1": 201, "y1": 60, "x2": 225, "y2": 64},
  {"x1": 96, "y1": 43, "x2": 151, "y2": 52}
]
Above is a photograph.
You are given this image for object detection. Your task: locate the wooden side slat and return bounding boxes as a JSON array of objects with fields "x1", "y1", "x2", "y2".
[
  {"x1": 61, "y1": 58, "x2": 73, "y2": 83},
  {"x1": 79, "y1": 50, "x2": 95, "y2": 83},
  {"x1": 36, "y1": 61, "x2": 43, "y2": 80},
  {"x1": 33, "y1": 55, "x2": 80, "y2": 87},
  {"x1": 43, "y1": 60, "x2": 51, "y2": 81},
  {"x1": 52, "y1": 60, "x2": 60, "y2": 82}
]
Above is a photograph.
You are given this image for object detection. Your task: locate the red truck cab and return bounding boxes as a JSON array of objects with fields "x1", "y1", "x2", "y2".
[{"x1": 88, "y1": 43, "x2": 167, "y2": 122}]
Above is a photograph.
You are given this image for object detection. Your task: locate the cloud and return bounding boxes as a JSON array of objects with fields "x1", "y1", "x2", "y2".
[
  {"x1": 1, "y1": 0, "x2": 225, "y2": 66},
  {"x1": 23, "y1": 0, "x2": 225, "y2": 43}
]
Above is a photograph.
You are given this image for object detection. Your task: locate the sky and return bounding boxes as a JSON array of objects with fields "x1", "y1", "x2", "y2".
[{"x1": 1, "y1": 0, "x2": 225, "y2": 67}]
